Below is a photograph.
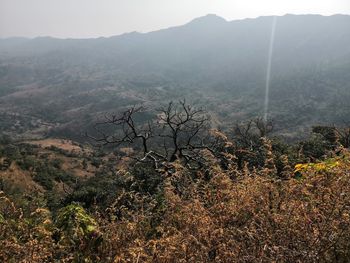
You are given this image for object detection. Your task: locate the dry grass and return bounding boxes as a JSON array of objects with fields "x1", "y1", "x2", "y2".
[
  {"x1": 1, "y1": 151, "x2": 350, "y2": 262},
  {"x1": 0, "y1": 162, "x2": 44, "y2": 193},
  {"x1": 26, "y1": 139, "x2": 85, "y2": 153}
]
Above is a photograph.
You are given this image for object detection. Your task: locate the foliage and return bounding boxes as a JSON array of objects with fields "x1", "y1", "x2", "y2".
[
  {"x1": 0, "y1": 148, "x2": 350, "y2": 262},
  {"x1": 55, "y1": 204, "x2": 100, "y2": 244},
  {"x1": 294, "y1": 157, "x2": 341, "y2": 174},
  {"x1": 1, "y1": 123, "x2": 350, "y2": 261}
]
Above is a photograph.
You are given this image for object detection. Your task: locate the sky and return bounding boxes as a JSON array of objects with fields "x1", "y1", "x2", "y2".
[{"x1": 0, "y1": 0, "x2": 349, "y2": 39}]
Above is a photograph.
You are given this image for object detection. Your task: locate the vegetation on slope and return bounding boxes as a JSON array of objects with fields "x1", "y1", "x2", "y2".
[
  {"x1": 1, "y1": 15, "x2": 350, "y2": 141},
  {"x1": 1, "y1": 110, "x2": 350, "y2": 262}
]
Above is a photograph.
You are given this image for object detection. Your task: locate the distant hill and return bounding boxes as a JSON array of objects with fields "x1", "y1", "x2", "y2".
[{"x1": 0, "y1": 14, "x2": 350, "y2": 141}]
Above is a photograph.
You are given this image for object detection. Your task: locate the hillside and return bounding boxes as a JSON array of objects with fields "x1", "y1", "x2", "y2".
[
  {"x1": 1, "y1": 127, "x2": 350, "y2": 262},
  {"x1": 1, "y1": 14, "x2": 350, "y2": 141}
]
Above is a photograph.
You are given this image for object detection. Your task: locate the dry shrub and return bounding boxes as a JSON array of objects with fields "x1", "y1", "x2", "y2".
[
  {"x1": 94, "y1": 152, "x2": 350, "y2": 262},
  {"x1": 1, "y1": 152, "x2": 350, "y2": 262},
  {"x1": 0, "y1": 192, "x2": 54, "y2": 262}
]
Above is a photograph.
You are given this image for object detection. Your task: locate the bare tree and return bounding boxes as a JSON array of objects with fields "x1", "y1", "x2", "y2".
[
  {"x1": 254, "y1": 117, "x2": 274, "y2": 137},
  {"x1": 233, "y1": 117, "x2": 273, "y2": 149},
  {"x1": 233, "y1": 120, "x2": 254, "y2": 150},
  {"x1": 88, "y1": 100, "x2": 218, "y2": 169},
  {"x1": 232, "y1": 117, "x2": 274, "y2": 169},
  {"x1": 337, "y1": 127, "x2": 350, "y2": 148},
  {"x1": 157, "y1": 100, "x2": 211, "y2": 163},
  {"x1": 87, "y1": 106, "x2": 161, "y2": 166},
  {"x1": 335, "y1": 122, "x2": 350, "y2": 148}
]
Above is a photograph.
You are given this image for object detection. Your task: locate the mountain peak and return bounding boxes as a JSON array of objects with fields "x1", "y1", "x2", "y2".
[{"x1": 188, "y1": 14, "x2": 227, "y2": 25}]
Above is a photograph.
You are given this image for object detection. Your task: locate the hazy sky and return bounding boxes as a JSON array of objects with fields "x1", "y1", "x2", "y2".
[{"x1": 1, "y1": 0, "x2": 349, "y2": 38}]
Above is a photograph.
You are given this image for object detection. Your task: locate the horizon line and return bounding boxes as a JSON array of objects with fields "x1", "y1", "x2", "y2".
[{"x1": 1, "y1": 12, "x2": 349, "y2": 40}]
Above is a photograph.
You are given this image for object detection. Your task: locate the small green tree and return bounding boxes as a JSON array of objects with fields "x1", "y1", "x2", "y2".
[{"x1": 56, "y1": 204, "x2": 100, "y2": 246}]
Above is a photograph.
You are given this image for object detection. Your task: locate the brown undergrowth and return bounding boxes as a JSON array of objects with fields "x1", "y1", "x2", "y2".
[{"x1": 1, "y1": 151, "x2": 350, "y2": 262}]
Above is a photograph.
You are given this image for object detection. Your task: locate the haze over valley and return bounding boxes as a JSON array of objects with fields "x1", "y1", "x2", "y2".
[{"x1": 1, "y1": 14, "x2": 350, "y2": 141}]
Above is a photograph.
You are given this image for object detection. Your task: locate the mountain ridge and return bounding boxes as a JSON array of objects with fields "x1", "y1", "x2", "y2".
[
  {"x1": 0, "y1": 14, "x2": 349, "y2": 141},
  {"x1": 1, "y1": 13, "x2": 349, "y2": 41}
]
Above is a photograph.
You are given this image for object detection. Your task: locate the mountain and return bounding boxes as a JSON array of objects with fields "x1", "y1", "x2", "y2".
[{"x1": 0, "y1": 14, "x2": 350, "y2": 141}]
